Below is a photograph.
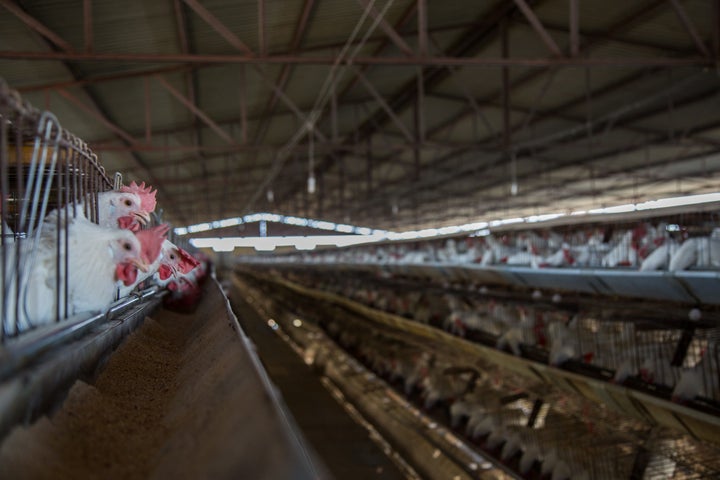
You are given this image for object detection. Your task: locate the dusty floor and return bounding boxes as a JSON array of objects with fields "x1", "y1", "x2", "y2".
[{"x1": 0, "y1": 282, "x2": 318, "y2": 479}]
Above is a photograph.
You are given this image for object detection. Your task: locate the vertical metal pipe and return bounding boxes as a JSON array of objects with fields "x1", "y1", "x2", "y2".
[
  {"x1": 569, "y1": 0, "x2": 579, "y2": 57},
  {"x1": 339, "y1": 155, "x2": 345, "y2": 215},
  {"x1": 318, "y1": 171, "x2": 324, "y2": 218},
  {"x1": 144, "y1": 77, "x2": 152, "y2": 144},
  {"x1": 366, "y1": 137, "x2": 372, "y2": 199},
  {"x1": 502, "y1": 19, "x2": 514, "y2": 195},
  {"x1": 414, "y1": 67, "x2": 424, "y2": 182},
  {"x1": 258, "y1": 0, "x2": 267, "y2": 56},
  {"x1": 331, "y1": 80, "x2": 338, "y2": 142},
  {"x1": 417, "y1": 0, "x2": 427, "y2": 56},
  {"x1": 239, "y1": 65, "x2": 248, "y2": 144},
  {"x1": 83, "y1": 0, "x2": 93, "y2": 52}
]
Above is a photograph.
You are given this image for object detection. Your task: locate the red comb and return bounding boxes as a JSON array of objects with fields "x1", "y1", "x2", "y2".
[
  {"x1": 120, "y1": 181, "x2": 157, "y2": 213},
  {"x1": 135, "y1": 224, "x2": 169, "y2": 263},
  {"x1": 176, "y1": 247, "x2": 200, "y2": 273}
]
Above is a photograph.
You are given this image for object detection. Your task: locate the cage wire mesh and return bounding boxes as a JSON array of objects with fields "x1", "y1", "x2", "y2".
[
  {"x1": 0, "y1": 80, "x2": 112, "y2": 341},
  {"x1": 263, "y1": 268, "x2": 720, "y2": 478}
]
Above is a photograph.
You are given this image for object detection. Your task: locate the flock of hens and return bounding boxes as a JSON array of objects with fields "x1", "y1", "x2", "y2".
[
  {"x1": 2, "y1": 181, "x2": 207, "y2": 336},
  {"x1": 293, "y1": 222, "x2": 720, "y2": 272},
  {"x1": 296, "y1": 275, "x2": 718, "y2": 407}
]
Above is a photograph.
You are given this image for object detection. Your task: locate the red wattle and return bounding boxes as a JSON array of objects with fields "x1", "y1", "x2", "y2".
[
  {"x1": 158, "y1": 264, "x2": 173, "y2": 280},
  {"x1": 115, "y1": 262, "x2": 138, "y2": 286}
]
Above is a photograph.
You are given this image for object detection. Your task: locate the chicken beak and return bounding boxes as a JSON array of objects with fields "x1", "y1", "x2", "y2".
[
  {"x1": 133, "y1": 211, "x2": 151, "y2": 225},
  {"x1": 131, "y1": 258, "x2": 151, "y2": 273}
]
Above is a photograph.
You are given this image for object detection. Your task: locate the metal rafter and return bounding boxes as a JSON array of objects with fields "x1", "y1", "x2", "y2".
[
  {"x1": 354, "y1": 69, "x2": 415, "y2": 142},
  {"x1": 424, "y1": 0, "x2": 670, "y2": 144},
  {"x1": 83, "y1": 0, "x2": 93, "y2": 52},
  {"x1": 336, "y1": 90, "x2": 720, "y2": 221},
  {"x1": 513, "y1": 0, "x2": 564, "y2": 57},
  {"x1": 1, "y1": 0, "x2": 185, "y2": 222},
  {"x1": 0, "y1": 0, "x2": 74, "y2": 52},
  {"x1": 326, "y1": 83, "x2": 720, "y2": 219},
  {"x1": 275, "y1": 0, "x2": 522, "y2": 211},
  {"x1": 668, "y1": 0, "x2": 711, "y2": 58},
  {"x1": 356, "y1": 0, "x2": 414, "y2": 56},
  {"x1": 181, "y1": 0, "x2": 254, "y2": 55},
  {"x1": 252, "y1": 0, "x2": 316, "y2": 146},
  {"x1": 155, "y1": 75, "x2": 238, "y2": 145}
]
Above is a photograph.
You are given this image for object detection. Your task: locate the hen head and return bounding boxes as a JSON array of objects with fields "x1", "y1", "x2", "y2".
[
  {"x1": 107, "y1": 181, "x2": 157, "y2": 231},
  {"x1": 120, "y1": 181, "x2": 157, "y2": 213},
  {"x1": 158, "y1": 243, "x2": 201, "y2": 280},
  {"x1": 101, "y1": 190, "x2": 149, "y2": 231},
  {"x1": 110, "y1": 231, "x2": 148, "y2": 286}
]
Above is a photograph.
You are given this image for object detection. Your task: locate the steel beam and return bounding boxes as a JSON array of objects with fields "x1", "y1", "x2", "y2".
[
  {"x1": 57, "y1": 89, "x2": 138, "y2": 145},
  {"x1": 239, "y1": 65, "x2": 248, "y2": 144},
  {"x1": 258, "y1": 0, "x2": 267, "y2": 56},
  {"x1": 83, "y1": 0, "x2": 93, "y2": 52},
  {"x1": 417, "y1": 0, "x2": 428, "y2": 56},
  {"x1": 326, "y1": 90, "x2": 720, "y2": 218},
  {"x1": 181, "y1": 0, "x2": 254, "y2": 55},
  {"x1": 669, "y1": 0, "x2": 711, "y2": 57},
  {"x1": 0, "y1": 0, "x2": 74, "y2": 52},
  {"x1": 356, "y1": 0, "x2": 414, "y2": 56},
  {"x1": 155, "y1": 75, "x2": 238, "y2": 145},
  {"x1": 1, "y1": 2, "x2": 183, "y2": 220},
  {"x1": 0, "y1": 51, "x2": 709, "y2": 67},
  {"x1": 513, "y1": 0, "x2": 564, "y2": 57},
  {"x1": 253, "y1": 0, "x2": 316, "y2": 146},
  {"x1": 144, "y1": 77, "x2": 152, "y2": 143},
  {"x1": 424, "y1": 1, "x2": 669, "y2": 143},
  {"x1": 355, "y1": 69, "x2": 415, "y2": 142},
  {"x1": 569, "y1": 0, "x2": 579, "y2": 56},
  {"x1": 366, "y1": 119, "x2": 720, "y2": 218},
  {"x1": 16, "y1": 63, "x2": 203, "y2": 93}
]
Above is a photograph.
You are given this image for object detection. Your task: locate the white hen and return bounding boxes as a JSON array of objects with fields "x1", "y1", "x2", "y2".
[{"x1": 4, "y1": 213, "x2": 149, "y2": 334}]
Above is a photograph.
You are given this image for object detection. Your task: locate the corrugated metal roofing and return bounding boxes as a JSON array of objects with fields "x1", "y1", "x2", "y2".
[{"x1": 1, "y1": 0, "x2": 719, "y2": 229}]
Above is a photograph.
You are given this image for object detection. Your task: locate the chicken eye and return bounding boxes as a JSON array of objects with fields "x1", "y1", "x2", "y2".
[
  {"x1": 169, "y1": 253, "x2": 176, "y2": 260},
  {"x1": 124, "y1": 199, "x2": 133, "y2": 207},
  {"x1": 123, "y1": 242, "x2": 132, "y2": 251}
]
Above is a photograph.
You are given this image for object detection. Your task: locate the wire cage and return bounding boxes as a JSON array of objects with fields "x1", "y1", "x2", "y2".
[{"x1": 0, "y1": 80, "x2": 112, "y2": 341}]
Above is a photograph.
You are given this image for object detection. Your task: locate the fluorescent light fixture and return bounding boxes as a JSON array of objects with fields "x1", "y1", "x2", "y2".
[
  {"x1": 218, "y1": 218, "x2": 241, "y2": 228},
  {"x1": 489, "y1": 217, "x2": 523, "y2": 227},
  {"x1": 312, "y1": 220, "x2": 336, "y2": 231},
  {"x1": 284, "y1": 216, "x2": 308, "y2": 226},
  {"x1": 335, "y1": 223, "x2": 354, "y2": 233},
  {"x1": 588, "y1": 203, "x2": 636, "y2": 214},
  {"x1": 187, "y1": 222, "x2": 211, "y2": 233},
  {"x1": 526, "y1": 213, "x2": 565, "y2": 223},
  {"x1": 635, "y1": 192, "x2": 720, "y2": 210},
  {"x1": 437, "y1": 226, "x2": 462, "y2": 235},
  {"x1": 189, "y1": 234, "x2": 382, "y2": 252},
  {"x1": 417, "y1": 228, "x2": 439, "y2": 238},
  {"x1": 178, "y1": 192, "x2": 720, "y2": 249},
  {"x1": 459, "y1": 222, "x2": 489, "y2": 231}
]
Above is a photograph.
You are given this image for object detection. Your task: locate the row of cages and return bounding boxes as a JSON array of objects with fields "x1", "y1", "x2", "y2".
[
  {"x1": 277, "y1": 269, "x2": 720, "y2": 413},
  {"x1": 0, "y1": 79, "x2": 204, "y2": 345},
  {"x1": 249, "y1": 273, "x2": 720, "y2": 480},
  {"x1": 1, "y1": 80, "x2": 112, "y2": 341},
  {"x1": 257, "y1": 211, "x2": 720, "y2": 273}
]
